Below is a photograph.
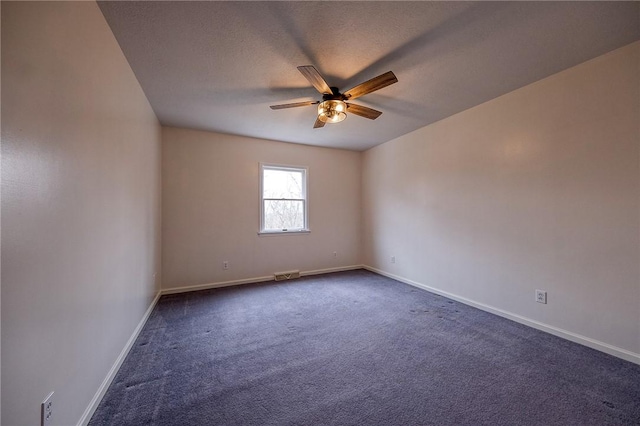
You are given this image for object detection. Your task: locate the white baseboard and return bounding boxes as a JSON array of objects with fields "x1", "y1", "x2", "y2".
[
  {"x1": 161, "y1": 264, "x2": 364, "y2": 295},
  {"x1": 363, "y1": 265, "x2": 640, "y2": 366},
  {"x1": 77, "y1": 291, "x2": 161, "y2": 426},
  {"x1": 300, "y1": 264, "x2": 363, "y2": 277},
  {"x1": 161, "y1": 275, "x2": 273, "y2": 295}
]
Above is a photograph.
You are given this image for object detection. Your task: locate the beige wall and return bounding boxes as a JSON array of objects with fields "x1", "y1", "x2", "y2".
[
  {"x1": 363, "y1": 42, "x2": 640, "y2": 361},
  {"x1": 162, "y1": 127, "x2": 361, "y2": 290},
  {"x1": 1, "y1": 2, "x2": 162, "y2": 425},
  {"x1": 1, "y1": 4, "x2": 637, "y2": 425}
]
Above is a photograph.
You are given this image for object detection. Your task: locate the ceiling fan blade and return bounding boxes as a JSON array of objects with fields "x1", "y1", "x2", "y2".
[
  {"x1": 346, "y1": 103, "x2": 383, "y2": 120},
  {"x1": 297, "y1": 66, "x2": 333, "y2": 95},
  {"x1": 343, "y1": 71, "x2": 398, "y2": 100},
  {"x1": 313, "y1": 117, "x2": 325, "y2": 128},
  {"x1": 270, "y1": 101, "x2": 319, "y2": 110}
]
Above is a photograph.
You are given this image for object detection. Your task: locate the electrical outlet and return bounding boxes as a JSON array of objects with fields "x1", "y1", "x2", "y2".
[
  {"x1": 41, "y1": 392, "x2": 54, "y2": 426},
  {"x1": 223, "y1": 261, "x2": 229, "y2": 270},
  {"x1": 391, "y1": 256, "x2": 396, "y2": 264},
  {"x1": 535, "y1": 290, "x2": 547, "y2": 304},
  {"x1": 333, "y1": 251, "x2": 337, "y2": 258}
]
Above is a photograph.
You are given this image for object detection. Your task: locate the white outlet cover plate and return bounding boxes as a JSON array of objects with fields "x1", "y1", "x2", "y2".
[{"x1": 41, "y1": 392, "x2": 54, "y2": 426}]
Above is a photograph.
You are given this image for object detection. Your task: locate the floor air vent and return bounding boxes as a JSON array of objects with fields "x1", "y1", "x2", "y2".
[{"x1": 274, "y1": 270, "x2": 300, "y2": 281}]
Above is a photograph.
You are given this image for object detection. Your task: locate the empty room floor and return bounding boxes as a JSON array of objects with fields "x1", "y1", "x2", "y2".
[{"x1": 89, "y1": 270, "x2": 640, "y2": 425}]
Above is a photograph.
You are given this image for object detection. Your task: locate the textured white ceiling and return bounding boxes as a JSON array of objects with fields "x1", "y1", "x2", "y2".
[{"x1": 98, "y1": 1, "x2": 639, "y2": 151}]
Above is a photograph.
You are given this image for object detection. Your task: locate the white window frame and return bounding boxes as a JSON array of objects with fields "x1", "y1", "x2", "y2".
[{"x1": 259, "y1": 163, "x2": 310, "y2": 235}]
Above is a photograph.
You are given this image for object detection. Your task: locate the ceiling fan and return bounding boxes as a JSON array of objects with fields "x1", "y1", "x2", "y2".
[{"x1": 270, "y1": 66, "x2": 398, "y2": 128}]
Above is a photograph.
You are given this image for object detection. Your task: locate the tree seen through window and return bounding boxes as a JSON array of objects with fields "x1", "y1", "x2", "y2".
[{"x1": 261, "y1": 165, "x2": 307, "y2": 232}]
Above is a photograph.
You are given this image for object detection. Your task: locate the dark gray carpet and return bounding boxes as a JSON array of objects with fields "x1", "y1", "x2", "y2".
[{"x1": 89, "y1": 270, "x2": 640, "y2": 425}]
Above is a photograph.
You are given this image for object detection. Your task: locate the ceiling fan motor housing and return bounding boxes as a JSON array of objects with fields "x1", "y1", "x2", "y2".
[{"x1": 323, "y1": 87, "x2": 347, "y2": 101}]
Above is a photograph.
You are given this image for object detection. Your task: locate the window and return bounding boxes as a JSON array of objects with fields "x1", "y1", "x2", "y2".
[{"x1": 260, "y1": 164, "x2": 309, "y2": 234}]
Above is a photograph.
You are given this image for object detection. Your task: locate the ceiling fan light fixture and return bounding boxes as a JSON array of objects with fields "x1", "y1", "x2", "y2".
[{"x1": 317, "y1": 100, "x2": 347, "y2": 124}]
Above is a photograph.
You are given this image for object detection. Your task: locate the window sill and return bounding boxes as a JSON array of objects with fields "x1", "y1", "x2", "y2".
[{"x1": 257, "y1": 229, "x2": 310, "y2": 236}]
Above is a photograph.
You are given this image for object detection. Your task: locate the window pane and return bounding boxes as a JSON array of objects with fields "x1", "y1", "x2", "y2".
[
  {"x1": 263, "y1": 169, "x2": 304, "y2": 199},
  {"x1": 263, "y1": 200, "x2": 304, "y2": 230}
]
